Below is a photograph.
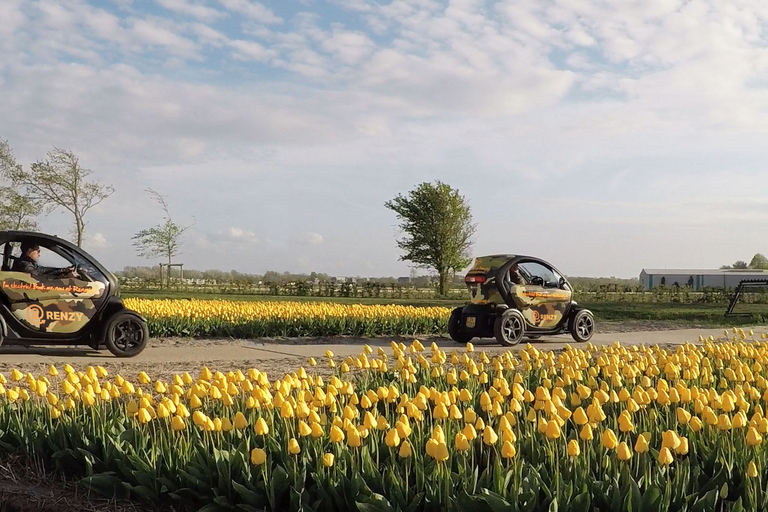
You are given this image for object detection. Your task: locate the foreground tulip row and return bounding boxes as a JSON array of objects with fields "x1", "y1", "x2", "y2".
[
  {"x1": 122, "y1": 298, "x2": 451, "y2": 338},
  {"x1": 2, "y1": 331, "x2": 768, "y2": 511}
]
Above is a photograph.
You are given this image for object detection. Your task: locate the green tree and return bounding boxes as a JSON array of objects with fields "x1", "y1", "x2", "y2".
[
  {"x1": 733, "y1": 260, "x2": 749, "y2": 269},
  {"x1": 0, "y1": 139, "x2": 42, "y2": 231},
  {"x1": 749, "y1": 253, "x2": 768, "y2": 269},
  {"x1": 385, "y1": 180, "x2": 476, "y2": 296},
  {"x1": 2, "y1": 146, "x2": 114, "y2": 246},
  {"x1": 132, "y1": 188, "x2": 193, "y2": 265}
]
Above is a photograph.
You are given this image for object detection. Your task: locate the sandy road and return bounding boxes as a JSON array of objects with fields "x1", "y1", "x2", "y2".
[{"x1": 1, "y1": 324, "x2": 766, "y2": 379}]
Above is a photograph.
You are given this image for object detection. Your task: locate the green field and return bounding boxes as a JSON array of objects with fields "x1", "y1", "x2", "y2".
[{"x1": 122, "y1": 291, "x2": 768, "y2": 327}]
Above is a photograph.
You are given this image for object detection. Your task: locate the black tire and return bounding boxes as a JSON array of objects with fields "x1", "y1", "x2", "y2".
[
  {"x1": 494, "y1": 309, "x2": 525, "y2": 347},
  {"x1": 570, "y1": 309, "x2": 594, "y2": 343},
  {"x1": 104, "y1": 312, "x2": 149, "y2": 357},
  {"x1": 448, "y1": 307, "x2": 473, "y2": 343}
]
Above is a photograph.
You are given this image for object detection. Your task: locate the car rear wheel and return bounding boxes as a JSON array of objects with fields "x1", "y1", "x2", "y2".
[
  {"x1": 570, "y1": 309, "x2": 594, "y2": 342},
  {"x1": 494, "y1": 309, "x2": 525, "y2": 346},
  {"x1": 105, "y1": 312, "x2": 149, "y2": 357},
  {"x1": 448, "y1": 307, "x2": 473, "y2": 343}
]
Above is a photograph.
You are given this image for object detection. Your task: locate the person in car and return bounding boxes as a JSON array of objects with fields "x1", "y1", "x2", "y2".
[
  {"x1": 12, "y1": 242, "x2": 77, "y2": 279},
  {"x1": 509, "y1": 263, "x2": 525, "y2": 285}
]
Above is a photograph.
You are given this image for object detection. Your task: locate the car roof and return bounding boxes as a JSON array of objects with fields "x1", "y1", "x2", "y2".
[{"x1": 475, "y1": 254, "x2": 545, "y2": 262}]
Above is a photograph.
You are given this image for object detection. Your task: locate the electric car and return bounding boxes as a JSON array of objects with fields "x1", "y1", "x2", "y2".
[
  {"x1": 0, "y1": 231, "x2": 148, "y2": 357},
  {"x1": 448, "y1": 254, "x2": 595, "y2": 346}
]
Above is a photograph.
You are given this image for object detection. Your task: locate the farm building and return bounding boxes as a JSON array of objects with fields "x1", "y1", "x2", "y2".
[{"x1": 640, "y1": 268, "x2": 768, "y2": 290}]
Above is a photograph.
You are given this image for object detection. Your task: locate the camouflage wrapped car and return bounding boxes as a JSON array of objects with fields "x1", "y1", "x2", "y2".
[
  {"x1": 449, "y1": 254, "x2": 594, "y2": 346},
  {"x1": 0, "y1": 231, "x2": 149, "y2": 357}
]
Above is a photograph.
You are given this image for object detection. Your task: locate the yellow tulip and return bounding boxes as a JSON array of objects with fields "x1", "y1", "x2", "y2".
[
  {"x1": 676, "y1": 408, "x2": 691, "y2": 425},
  {"x1": 572, "y1": 407, "x2": 589, "y2": 426},
  {"x1": 661, "y1": 430, "x2": 681, "y2": 450},
  {"x1": 747, "y1": 427, "x2": 763, "y2": 447},
  {"x1": 658, "y1": 447, "x2": 674, "y2": 466},
  {"x1": 234, "y1": 412, "x2": 248, "y2": 430},
  {"x1": 455, "y1": 433, "x2": 470, "y2": 451},
  {"x1": 347, "y1": 428, "x2": 362, "y2": 448},
  {"x1": 171, "y1": 415, "x2": 186, "y2": 431},
  {"x1": 567, "y1": 440, "x2": 580, "y2": 458},
  {"x1": 634, "y1": 434, "x2": 649, "y2": 453},
  {"x1": 288, "y1": 438, "x2": 300, "y2": 455},
  {"x1": 298, "y1": 420, "x2": 312, "y2": 437},
  {"x1": 501, "y1": 441, "x2": 517, "y2": 458},
  {"x1": 601, "y1": 429, "x2": 618, "y2": 450},
  {"x1": 251, "y1": 448, "x2": 267, "y2": 465},
  {"x1": 483, "y1": 426, "x2": 498, "y2": 446},
  {"x1": 385, "y1": 429, "x2": 401, "y2": 448},
  {"x1": 717, "y1": 414, "x2": 732, "y2": 431},
  {"x1": 399, "y1": 440, "x2": 412, "y2": 458},
  {"x1": 137, "y1": 407, "x2": 152, "y2": 424},
  {"x1": 323, "y1": 453, "x2": 334, "y2": 467},
  {"x1": 433, "y1": 441, "x2": 449, "y2": 462},
  {"x1": 617, "y1": 442, "x2": 632, "y2": 461},
  {"x1": 689, "y1": 417, "x2": 703, "y2": 432},
  {"x1": 254, "y1": 417, "x2": 269, "y2": 435}
]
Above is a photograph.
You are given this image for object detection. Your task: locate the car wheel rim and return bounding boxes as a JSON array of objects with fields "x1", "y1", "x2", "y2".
[
  {"x1": 577, "y1": 315, "x2": 593, "y2": 338},
  {"x1": 114, "y1": 319, "x2": 143, "y2": 351},
  {"x1": 503, "y1": 316, "x2": 523, "y2": 341}
]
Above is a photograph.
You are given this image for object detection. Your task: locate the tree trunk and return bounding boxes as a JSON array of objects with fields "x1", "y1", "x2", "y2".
[
  {"x1": 76, "y1": 215, "x2": 84, "y2": 247},
  {"x1": 438, "y1": 270, "x2": 448, "y2": 297}
]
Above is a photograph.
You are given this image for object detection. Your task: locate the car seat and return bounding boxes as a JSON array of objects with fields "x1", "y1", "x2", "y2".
[{"x1": 1, "y1": 243, "x2": 13, "y2": 271}]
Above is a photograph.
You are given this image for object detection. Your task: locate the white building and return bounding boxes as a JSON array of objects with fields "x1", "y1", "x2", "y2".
[{"x1": 640, "y1": 269, "x2": 768, "y2": 290}]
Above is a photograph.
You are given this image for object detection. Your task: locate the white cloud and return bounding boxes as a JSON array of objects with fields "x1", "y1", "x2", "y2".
[
  {"x1": 217, "y1": 0, "x2": 281, "y2": 24},
  {"x1": 229, "y1": 39, "x2": 273, "y2": 61},
  {"x1": 226, "y1": 227, "x2": 259, "y2": 242},
  {"x1": 0, "y1": 1, "x2": 25, "y2": 38},
  {"x1": 129, "y1": 18, "x2": 200, "y2": 57},
  {"x1": 84, "y1": 232, "x2": 109, "y2": 249},
  {"x1": 291, "y1": 232, "x2": 324, "y2": 246},
  {"x1": 156, "y1": 0, "x2": 225, "y2": 21}
]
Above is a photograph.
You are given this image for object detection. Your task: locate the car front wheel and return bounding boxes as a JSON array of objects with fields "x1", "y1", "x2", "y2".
[
  {"x1": 494, "y1": 309, "x2": 525, "y2": 346},
  {"x1": 570, "y1": 309, "x2": 594, "y2": 342},
  {"x1": 105, "y1": 312, "x2": 149, "y2": 357}
]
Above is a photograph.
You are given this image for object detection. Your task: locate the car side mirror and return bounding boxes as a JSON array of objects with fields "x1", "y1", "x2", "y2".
[{"x1": 559, "y1": 277, "x2": 566, "y2": 288}]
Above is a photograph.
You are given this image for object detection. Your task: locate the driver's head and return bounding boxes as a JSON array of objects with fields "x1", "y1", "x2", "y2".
[{"x1": 21, "y1": 242, "x2": 40, "y2": 261}]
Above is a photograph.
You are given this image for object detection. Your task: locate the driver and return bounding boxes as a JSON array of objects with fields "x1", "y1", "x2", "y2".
[
  {"x1": 12, "y1": 242, "x2": 77, "y2": 279},
  {"x1": 509, "y1": 263, "x2": 525, "y2": 285}
]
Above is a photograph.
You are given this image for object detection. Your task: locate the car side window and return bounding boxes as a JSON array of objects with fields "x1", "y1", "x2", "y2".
[
  {"x1": 37, "y1": 245, "x2": 74, "y2": 269},
  {"x1": 519, "y1": 262, "x2": 558, "y2": 288}
]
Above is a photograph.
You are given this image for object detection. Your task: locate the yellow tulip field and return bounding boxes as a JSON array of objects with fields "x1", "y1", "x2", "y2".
[
  {"x1": 123, "y1": 298, "x2": 451, "y2": 337},
  {"x1": 2, "y1": 331, "x2": 768, "y2": 511}
]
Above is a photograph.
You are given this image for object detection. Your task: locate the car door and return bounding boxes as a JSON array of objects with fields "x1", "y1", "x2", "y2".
[
  {"x1": 512, "y1": 261, "x2": 572, "y2": 329},
  {"x1": 0, "y1": 240, "x2": 108, "y2": 334}
]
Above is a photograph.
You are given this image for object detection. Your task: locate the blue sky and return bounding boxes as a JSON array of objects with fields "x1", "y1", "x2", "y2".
[{"x1": 2, "y1": 0, "x2": 768, "y2": 279}]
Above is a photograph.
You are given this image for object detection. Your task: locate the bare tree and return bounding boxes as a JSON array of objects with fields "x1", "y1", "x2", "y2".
[
  {"x1": 132, "y1": 188, "x2": 194, "y2": 265},
  {"x1": 2, "y1": 146, "x2": 113, "y2": 246}
]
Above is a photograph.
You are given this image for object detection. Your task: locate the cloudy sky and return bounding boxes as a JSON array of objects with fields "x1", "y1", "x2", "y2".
[{"x1": 2, "y1": 0, "x2": 768, "y2": 279}]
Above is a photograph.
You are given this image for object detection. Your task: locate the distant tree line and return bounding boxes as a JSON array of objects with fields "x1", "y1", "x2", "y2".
[{"x1": 721, "y1": 253, "x2": 768, "y2": 270}]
